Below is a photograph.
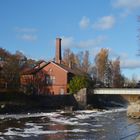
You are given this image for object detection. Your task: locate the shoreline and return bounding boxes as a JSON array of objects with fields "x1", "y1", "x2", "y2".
[{"x1": 0, "y1": 91, "x2": 127, "y2": 115}]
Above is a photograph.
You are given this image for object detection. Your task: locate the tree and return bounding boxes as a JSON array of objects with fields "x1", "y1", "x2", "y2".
[
  {"x1": 63, "y1": 48, "x2": 77, "y2": 68},
  {"x1": 15, "y1": 51, "x2": 27, "y2": 66},
  {"x1": 0, "y1": 48, "x2": 8, "y2": 86},
  {"x1": 69, "y1": 52, "x2": 77, "y2": 68},
  {"x1": 112, "y1": 57, "x2": 124, "y2": 87},
  {"x1": 2, "y1": 55, "x2": 21, "y2": 89},
  {"x1": 63, "y1": 49, "x2": 91, "y2": 75},
  {"x1": 131, "y1": 74, "x2": 137, "y2": 87},
  {"x1": 69, "y1": 76, "x2": 88, "y2": 94},
  {"x1": 124, "y1": 75, "x2": 137, "y2": 88},
  {"x1": 0, "y1": 47, "x2": 36, "y2": 90},
  {"x1": 104, "y1": 60, "x2": 113, "y2": 87},
  {"x1": 95, "y1": 48, "x2": 109, "y2": 83},
  {"x1": 82, "y1": 50, "x2": 90, "y2": 73},
  {"x1": 63, "y1": 48, "x2": 71, "y2": 66},
  {"x1": 0, "y1": 48, "x2": 11, "y2": 61},
  {"x1": 75, "y1": 51, "x2": 83, "y2": 69},
  {"x1": 89, "y1": 65, "x2": 97, "y2": 80}
]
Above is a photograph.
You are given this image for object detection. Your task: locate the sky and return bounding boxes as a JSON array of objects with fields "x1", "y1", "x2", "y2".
[{"x1": 0, "y1": 0, "x2": 140, "y2": 80}]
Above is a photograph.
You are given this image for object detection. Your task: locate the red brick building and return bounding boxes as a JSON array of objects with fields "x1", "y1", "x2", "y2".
[{"x1": 21, "y1": 38, "x2": 76, "y2": 95}]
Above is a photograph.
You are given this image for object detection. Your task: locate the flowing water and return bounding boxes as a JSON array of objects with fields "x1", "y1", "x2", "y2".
[{"x1": 0, "y1": 108, "x2": 140, "y2": 140}]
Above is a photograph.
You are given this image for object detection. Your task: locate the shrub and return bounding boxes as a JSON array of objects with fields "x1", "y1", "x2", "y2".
[{"x1": 69, "y1": 76, "x2": 89, "y2": 94}]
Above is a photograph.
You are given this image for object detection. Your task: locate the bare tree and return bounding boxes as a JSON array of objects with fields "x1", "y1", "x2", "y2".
[
  {"x1": 63, "y1": 48, "x2": 77, "y2": 68},
  {"x1": 82, "y1": 50, "x2": 90, "y2": 73},
  {"x1": 88, "y1": 65, "x2": 97, "y2": 80},
  {"x1": 63, "y1": 48, "x2": 71, "y2": 66},
  {"x1": 74, "y1": 51, "x2": 83, "y2": 68},
  {"x1": 104, "y1": 60, "x2": 113, "y2": 87}
]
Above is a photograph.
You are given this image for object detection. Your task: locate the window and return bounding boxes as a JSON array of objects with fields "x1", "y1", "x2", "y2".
[
  {"x1": 46, "y1": 75, "x2": 50, "y2": 84},
  {"x1": 51, "y1": 76, "x2": 55, "y2": 84},
  {"x1": 60, "y1": 88, "x2": 64, "y2": 95},
  {"x1": 45, "y1": 75, "x2": 55, "y2": 85}
]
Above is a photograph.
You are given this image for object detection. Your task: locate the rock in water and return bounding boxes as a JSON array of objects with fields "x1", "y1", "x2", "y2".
[
  {"x1": 136, "y1": 135, "x2": 140, "y2": 140},
  {"x1": 127, "y1": 102, "x2": 140, "y2": 119}
]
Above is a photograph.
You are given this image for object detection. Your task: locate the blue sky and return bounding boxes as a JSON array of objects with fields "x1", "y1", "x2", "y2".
[{"x1": 0, "y1": 0, "x2": 140, "y2": 80}]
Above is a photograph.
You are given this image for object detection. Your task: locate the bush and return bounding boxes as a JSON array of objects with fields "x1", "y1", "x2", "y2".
[{"x1": 69, "y1": 76, "x2": 89, "y2": 94}]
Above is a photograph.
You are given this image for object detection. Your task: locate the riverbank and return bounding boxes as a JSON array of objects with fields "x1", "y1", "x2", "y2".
[
  {"x1": 0, "y1": 90, "x2": 127, "y2": 114},
  {"x1": 0, "y1": 91, "x2": 79, "y2": 114}
]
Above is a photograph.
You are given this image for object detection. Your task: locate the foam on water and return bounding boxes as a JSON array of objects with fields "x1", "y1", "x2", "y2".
[
  {"x1": 0, "y1": 112, "x2": 60, "y2": 119},
  {"x1": 50, "y1": 117, "x2": 79, "y2": 125},
  {"x1": 4, "y1": 128, "x2": 31, "y2": 138},
  {"x1": 93, "y1": 124, "x2": 103, "y2": 127},
  {"x1": 2, "y1": 126, "x2": 88, "y2": 138},
  {"x1": 75, "y1": 108, "x2": 126, "y2": 120},
  {"x1": 0, "y1": 108, "x2": 126, "y2": 120},
  {"x1": 0, "y1": 108, "x2": 127, "y2": 139},
  {"x1": 0, "y1": 137, "x2": 6, "y2": 140}
]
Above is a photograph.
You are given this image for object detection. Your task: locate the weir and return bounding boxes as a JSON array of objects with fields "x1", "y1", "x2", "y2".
[
  {"x1": 93, "y1": 88, "x2": 140, "y2": 118},
  {"x1": 75, "y1": 88, "x2": 140, "y2": 118}
]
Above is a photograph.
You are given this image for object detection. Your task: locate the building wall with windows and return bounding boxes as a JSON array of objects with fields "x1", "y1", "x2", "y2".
[
  {"x1": 42, "y1": 62, "x2": 68, "y2": 95},
  {"x1": 20, "y1": 61, "x2": 74, "y2": 95}
]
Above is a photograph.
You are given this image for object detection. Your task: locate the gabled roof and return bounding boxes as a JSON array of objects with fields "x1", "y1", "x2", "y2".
[
  {"x1": 54, "y1": 62, "x2": 82, "y2": 75},
  {"x1": 34, "y1": 60, "x2": 47, "y2": 69},
  {"x1": 50, "y1": 61, "x2": 75, "y2": 73},
  {"x1": 21, "y1": 60, "x2": 87, "y2": 76},
  {"x1": 48, "y1": 61, "x2": 87, "y2": 76},
  {"x1": 21, "y1": 61, "x2": 48, "y2": 75}
]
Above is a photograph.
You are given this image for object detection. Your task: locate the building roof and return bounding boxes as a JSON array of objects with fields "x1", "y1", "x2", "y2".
[
  {"x1": 21, "y1": 60, "x2": 86, "y2": 76},
  {"x1": 21, "y1": 61, "x2": 48, "y2": 75},
  {"x1": 34, "y1": 60, "x2": 47, "y2": 69},
  {"x1": 54, "y1": 62, "x2": 85, "y2": 76}
]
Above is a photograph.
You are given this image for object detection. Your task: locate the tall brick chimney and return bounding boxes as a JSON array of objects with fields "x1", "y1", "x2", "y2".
[{"x1": 55, "y1": 38, "x2": 62, "y2": 64}]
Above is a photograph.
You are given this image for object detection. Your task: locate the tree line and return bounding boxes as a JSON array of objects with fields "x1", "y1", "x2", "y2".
[
  {"x1": 0, "y1": 48, "x2": 36, "y2": 89},
  {"x1": 63, "y1": 48, "x2": 125, "y2": 88},
  {"x1": 0, "y1": 47, "x2": 138, "y2": 91}
]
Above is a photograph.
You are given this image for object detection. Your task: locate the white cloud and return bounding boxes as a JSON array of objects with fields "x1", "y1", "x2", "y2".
[
  {"x1": 79, "y1": 16, "x2": 90, "y2": 29},
  {"x1": 77, "y1": 36, "x2": 107, "y2": 48},
  {"x1": 15, "y1": 27, "x2": 38, "y2": 42},
  {"x1": 112, "y1": 0, "x2": 140, "y2": 17},
  {"x1": 19, "y1": 34, "x2": 37, "y2": 42},
  {"x1": 121, "y1": 59, "x2": 140, "y2": 69},
  {"x1": 61, "y1": 36, "x2": 75, "y2": 48},
  {"x1": 93, "y1": 16, "x2": 115, "y2": 30},
  {"x1": 15, "y1": 27, "x2": 38, "y2": 33},
  {"x1": 109, "y1": 51, "x2": 140, "y2": 69},
  {"x1": 61, "y1": 36, "x2": 107, "y2": 49},
  {"x1": 119, "y1": 10, "x2": 131, "y2": 18},
  {"x1": 113, "y1": 0, "x2": 140, "y2": 10}
]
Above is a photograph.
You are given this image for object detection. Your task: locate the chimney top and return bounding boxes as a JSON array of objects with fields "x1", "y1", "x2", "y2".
[{"x1": 56, "y1": 37, "x2": 62, "y2": 40}]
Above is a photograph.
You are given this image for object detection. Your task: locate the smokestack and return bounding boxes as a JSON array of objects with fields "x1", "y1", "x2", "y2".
[{"x1": 55, "y1": 38, "x2": 62, "y2": 64}]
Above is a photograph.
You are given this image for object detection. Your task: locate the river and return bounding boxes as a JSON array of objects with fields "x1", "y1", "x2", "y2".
[{"x1": 0, "y1": 108, "x2": 140, "y2": 140}]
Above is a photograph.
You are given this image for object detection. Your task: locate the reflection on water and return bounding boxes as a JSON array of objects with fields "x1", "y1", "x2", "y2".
[{"x1": 0, "y1": 109, "x2": 140, "y2": 140}]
